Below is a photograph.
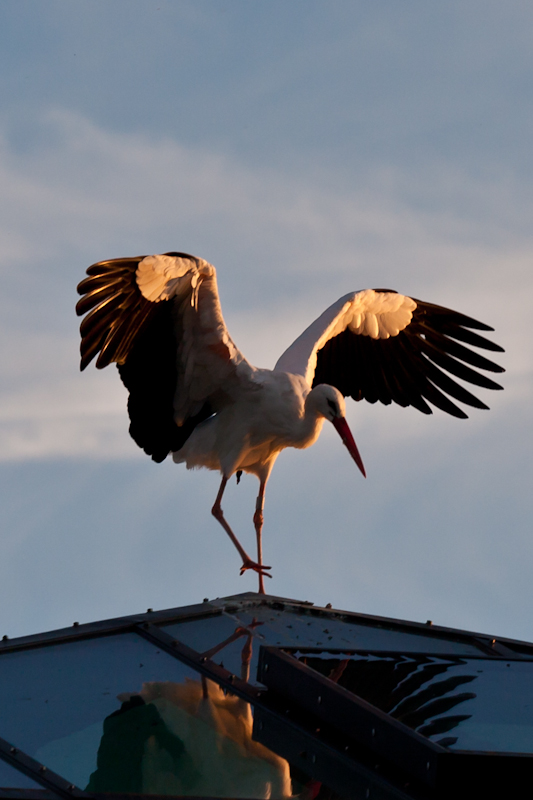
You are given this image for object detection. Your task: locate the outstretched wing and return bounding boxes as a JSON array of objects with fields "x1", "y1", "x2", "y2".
[
  {"x1": 274, "y1": 289, "x2": 504, "y2": 418},
  {"x1": 76, "y1": 252, "x2": 253, "y2": 461}
]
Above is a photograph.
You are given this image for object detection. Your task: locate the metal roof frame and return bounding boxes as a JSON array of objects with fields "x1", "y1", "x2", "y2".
[
  {"x1": 2, "y1": 591, "x2": 532, "y2": 657},
  {"x1": 1, "y1": 592, "x2": 533, "y2": 799}
]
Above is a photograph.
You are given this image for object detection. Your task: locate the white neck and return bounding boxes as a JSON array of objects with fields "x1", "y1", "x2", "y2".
[{"x1": 292, "y1": 392, "x2": 326, "y2": 449}]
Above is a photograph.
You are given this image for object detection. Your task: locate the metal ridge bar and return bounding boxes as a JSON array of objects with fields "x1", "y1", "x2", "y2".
[
  {"x1": 134, "y1": 622, "x2": 264, "y2": 702},
  {"x1": 135, "y1": 623, "x2": 420, "y2": 798},
  {"x1": 292, "y1": 610, "x2": 533, "y2": 656},
  {"x1": 0, "y1": 603, "x2": 221, "y2": 655},
  {"x1": 213, "y1": 595, "x2": 533, "y2": 658},
  {"x1": 0, "y1": 738, "x2": 87, "y2": 799},
  {"x1": 258, "y1": 646, "x2": 445, "y2": 788},
  {"x1": 253, "y1": 705, "x2": 418, "y2": 800},
  {"x1": 2, "y1": 591, "x2": 533, "y2": 658},
  {"x1": 471, "y1": 637, "x2": 523, "y2": 657}
]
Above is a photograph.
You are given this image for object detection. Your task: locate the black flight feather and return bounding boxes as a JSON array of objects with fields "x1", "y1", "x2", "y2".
[
  {"x1": 313, "y1": 295, "x2": 504, "y2": 418},
  {"x1": 76, "y1": 254, "x2": 211, "y2": 461}
]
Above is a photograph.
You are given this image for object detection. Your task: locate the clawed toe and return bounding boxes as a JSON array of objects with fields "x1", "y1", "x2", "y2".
[{"x1": 239, "y1": 559, "x2": 272, "y2": 578}]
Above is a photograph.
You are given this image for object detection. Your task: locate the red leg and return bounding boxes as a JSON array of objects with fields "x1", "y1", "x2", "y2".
[
  {"x1": 253, "y1": 479, "x2": 268, "y2": 594},
  {"x1": 211, "y1": 476, "x2": 271, "y2": 582}
]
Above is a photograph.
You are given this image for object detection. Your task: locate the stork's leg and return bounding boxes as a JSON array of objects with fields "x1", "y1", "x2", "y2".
[
  {"x1": 253, "y1": 479, "x2": 268, "y2": 594},
  {"x1": 211, "y1": 476, "x2": 271, "y2": 583}
]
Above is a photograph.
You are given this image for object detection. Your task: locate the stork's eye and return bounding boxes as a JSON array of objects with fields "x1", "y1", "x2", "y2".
[{"x1": 326, "y1": 398, "x2": 337, "y2": 413}]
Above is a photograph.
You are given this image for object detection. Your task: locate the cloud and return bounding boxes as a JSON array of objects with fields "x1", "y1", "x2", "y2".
[{"x1": 0, "y1": 109, "x2": 530, "y2": 462}]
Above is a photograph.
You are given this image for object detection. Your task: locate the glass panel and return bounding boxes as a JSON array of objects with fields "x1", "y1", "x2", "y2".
[
  {"x1": 0, "y1": 632, "x2": 337, "y2": 797},
  {"x1": 296, "y1": 651, "x2": 533, "y2": 754},
  {"x1": 0, "y1": 757, "x2": 45, "y2": 789},
  {"x1": 164, "y1": 606, "x2": 482, "y2": 685},
  {"x1": 0, "y1": 633, "x2": 200, "y2": 792}
]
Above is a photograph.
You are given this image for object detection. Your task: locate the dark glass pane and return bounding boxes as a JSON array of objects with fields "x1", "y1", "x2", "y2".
[
  {"x1": 0, "y1": 632, "x2": 334, "y2": 797},
  {"x1": 296, "y1": 651, "x2": 533, "y2": 754},
  {"x1": 164, "y1": 606, "x2": 482, "y2": 685},
  {"x1": 0, "y1": 633, "x2": 200, "y2": 791},
  {"x1": 0, "y1": 757, "x2": 44, "y2": 789}
]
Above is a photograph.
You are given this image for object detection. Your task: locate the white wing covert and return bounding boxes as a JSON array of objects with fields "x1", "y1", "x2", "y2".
[
  {"x1": 275, "y1": 289, "x2": 504, "y2": 418},
  {"x1": 76, "y1": 252, "x2": 253, "y2": 462}
]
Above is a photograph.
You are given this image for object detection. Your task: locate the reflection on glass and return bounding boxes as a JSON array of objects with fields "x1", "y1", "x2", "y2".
[
  {"x1": 0, "y1": 628, "x2": 331, "y2": 797},
  {"x1": 164, "y1": 606, "x2": 482, "y2": 686},
  {"x1": 87, "y1": 678, "x2": 292, "y2": 797},
  {"x1": 86, "y1": 626, "x2": 323, "y2": 798},
  {"x1": 296, "y1": 652, "x2": 533, "y2": 754}
]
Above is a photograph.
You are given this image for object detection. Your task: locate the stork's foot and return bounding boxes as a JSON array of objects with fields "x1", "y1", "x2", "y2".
[
  {"x1": 239, "y1": 558, "x2": 272, "y2": 579},
  {"x1": 240, "y1": 559, "x2": 272, "y2": 594}
]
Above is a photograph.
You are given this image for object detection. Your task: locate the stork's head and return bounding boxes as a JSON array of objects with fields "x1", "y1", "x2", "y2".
[
  {"x1": 309, "y1": 385, "x2": 366, "y2": 477},
  {"x1": 310, "y1": 384, "x2": 347, "y2": 422}
]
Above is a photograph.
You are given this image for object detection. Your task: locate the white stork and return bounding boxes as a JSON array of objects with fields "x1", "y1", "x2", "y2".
[{"x1": 76, "y1": 252, "x2": 504, "y2": 593}]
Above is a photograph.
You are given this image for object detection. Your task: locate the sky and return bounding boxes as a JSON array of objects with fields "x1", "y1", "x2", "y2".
[{"x1": 1, "y1": 0, "x2": 532, "y2": 642}]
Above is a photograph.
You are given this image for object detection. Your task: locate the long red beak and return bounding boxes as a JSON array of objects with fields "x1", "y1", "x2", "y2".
[{"x1": 332, "y1": 417, "x2": 366, "y2": 478}]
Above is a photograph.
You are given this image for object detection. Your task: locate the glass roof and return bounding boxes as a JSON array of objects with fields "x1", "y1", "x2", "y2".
[
  {"x1": 1, "y1": 593, "x2": 533, "y2": 798},
  {"x1": 164, "y1": 604, "x2": 483, "y2": 686},
  {"x1": 0, "y1": 633, "x2": 197, "y2": 790},
  {"x1": 295, "y1": 651, "x2": 533, "y2": 754},
  {"x1": 0, "y1": 628, "x2": 337, "y2": 798}
]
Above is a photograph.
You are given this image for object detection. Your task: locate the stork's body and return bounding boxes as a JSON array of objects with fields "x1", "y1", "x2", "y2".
[
  {"x1": 77, "y1": 253, "x2": 504, "y2": 592},
  {"x1": 174, "y1": 369, "x2": 321, "y2": 477}
]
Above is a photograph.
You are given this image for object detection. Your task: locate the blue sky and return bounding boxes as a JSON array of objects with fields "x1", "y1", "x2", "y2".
[{"x1": 1, "y1": 1, "x2": 532, "y2": 641}]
